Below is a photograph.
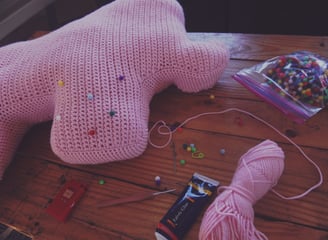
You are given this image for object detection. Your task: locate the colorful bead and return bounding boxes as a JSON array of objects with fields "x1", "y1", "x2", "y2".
[
  {"x1": 57, "y1": 80, "x2": 64, "y2": 87},
  {"x1": 87, "y1": 93, "x2": 94, "y2": 100},
  {"x1": 265, "y1": 52, "x2": 328, "y2": 107},
  {"x1": 155, "y1": 176, "x2": 161, "y2": 185},
  {"x1": 88, "y1": 129, "x2": 96, "y2": 136},
  {"x1": 118, "y1": 75, "x2": 125, "y2": 81},
  {"x1": 209, "y1": 94, "x2": 215, "y2": 100},
  {"x1": 180, "y1": 159, "x2": 186, "y2": 165},
  {"x1": 219, "y1": 149, "x2": 226, "y2": 155},
  {"x1": 170, "y1": 122, "x2": 179, "y2": 131},
  {"x1": 98, "y1": 179, "x2": 105, "y2": 185},
  {"x1": 109, "y1": 110, "x2": 116, "y2": 117}
]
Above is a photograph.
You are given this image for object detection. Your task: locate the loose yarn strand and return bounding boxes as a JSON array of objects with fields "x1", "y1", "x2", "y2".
[
  {"x1": 148, "y1": 120, "x2": 172, "y2": 148},
  {"x1": 149, "y1": 108, "x2": 323, "y2": 239},
  {"x1": 227, "y1": 108, "x2": 323, "y2": 200},
  {"x1": 148, "y1": 107, "x2": 323, "y2": 199}
]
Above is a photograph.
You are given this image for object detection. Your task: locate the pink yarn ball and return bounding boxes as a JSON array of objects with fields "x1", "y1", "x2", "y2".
[{"x1": 199, "y1": 139, "x2": 285, "y2": 240}]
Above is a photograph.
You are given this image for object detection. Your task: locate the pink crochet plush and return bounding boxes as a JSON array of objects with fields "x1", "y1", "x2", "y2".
[{"x1": 0, "y1": 0, "x2": 229, "y2": 179}]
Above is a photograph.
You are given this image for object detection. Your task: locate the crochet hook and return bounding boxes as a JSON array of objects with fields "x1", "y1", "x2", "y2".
[{"x1": 97, "y1": 189, "x2": 176, "y2": 208}]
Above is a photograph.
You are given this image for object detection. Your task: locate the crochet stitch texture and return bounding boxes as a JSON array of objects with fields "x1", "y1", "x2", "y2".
[{"x1": 0, "y1": 0, "x2": 229, "y2": 179}]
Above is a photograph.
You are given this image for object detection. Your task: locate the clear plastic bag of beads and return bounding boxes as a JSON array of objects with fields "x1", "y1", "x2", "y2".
[{"x1": 233, "y1": 51, "x2": 328, "y2": 123}]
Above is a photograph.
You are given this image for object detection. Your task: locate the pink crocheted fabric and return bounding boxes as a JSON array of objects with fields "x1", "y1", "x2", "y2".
[{"x1": 0, "y1": 0, "x2": 229, "y2": 179}]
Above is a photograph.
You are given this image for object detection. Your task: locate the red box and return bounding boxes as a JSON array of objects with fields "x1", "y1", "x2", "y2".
[{"x1": 46, "y1": 180, "x2": 87, "y2": 221}]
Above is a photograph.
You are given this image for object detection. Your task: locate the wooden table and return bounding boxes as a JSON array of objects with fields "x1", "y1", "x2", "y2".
[{"x1": 1, "y1": 33, "x2": 328, "y2": 239}]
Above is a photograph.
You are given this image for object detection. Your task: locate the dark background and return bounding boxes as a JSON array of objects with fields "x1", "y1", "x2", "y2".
[
  {"x1": 97, "y1": 0, "x2": 327, "y2": 36},
  {"x1": 178, "y1": 0, "x2": 327, "y2": 36},
  {"x1": 1, "y1": 0, "x2": 327, "y2": 46}
]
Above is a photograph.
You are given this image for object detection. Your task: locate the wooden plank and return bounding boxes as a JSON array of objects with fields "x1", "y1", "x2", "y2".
[
  {"x1": 9, "y1": 121, "x2": 328, "y2": 226},
  {"x1": 0, "y1": 157, "x2": 177, "y2": 239},
  {"x1": 149, "y1": 87, "x2": 328, "y2": 150},
  {"x1": 255, "y1": 220, "x2": 328, "y2": 240},
  {"x1": 2, "y1": 129, "x2": 328, "y2": 239}
]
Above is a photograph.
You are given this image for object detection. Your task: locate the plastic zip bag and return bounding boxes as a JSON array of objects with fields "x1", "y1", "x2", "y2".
[{"x1": 233, "y1": 51, "x2": 328, "y2": 123}]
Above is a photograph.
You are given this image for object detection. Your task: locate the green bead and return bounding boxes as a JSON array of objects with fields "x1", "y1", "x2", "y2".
[
  {"x1": 180, "y1": 159, "x2": 186, "y2": 165},
  {"x1": 109, "y1": 110, "x2": 116, "y2": 117},
  {"x1": 99, "y1": 179, "x2": 105, "y2": 185}
]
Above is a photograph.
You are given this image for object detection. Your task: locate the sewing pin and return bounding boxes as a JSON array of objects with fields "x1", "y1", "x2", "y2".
[{"x1": 97, "y1": 189, "x2": 176, "y2": 208}]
